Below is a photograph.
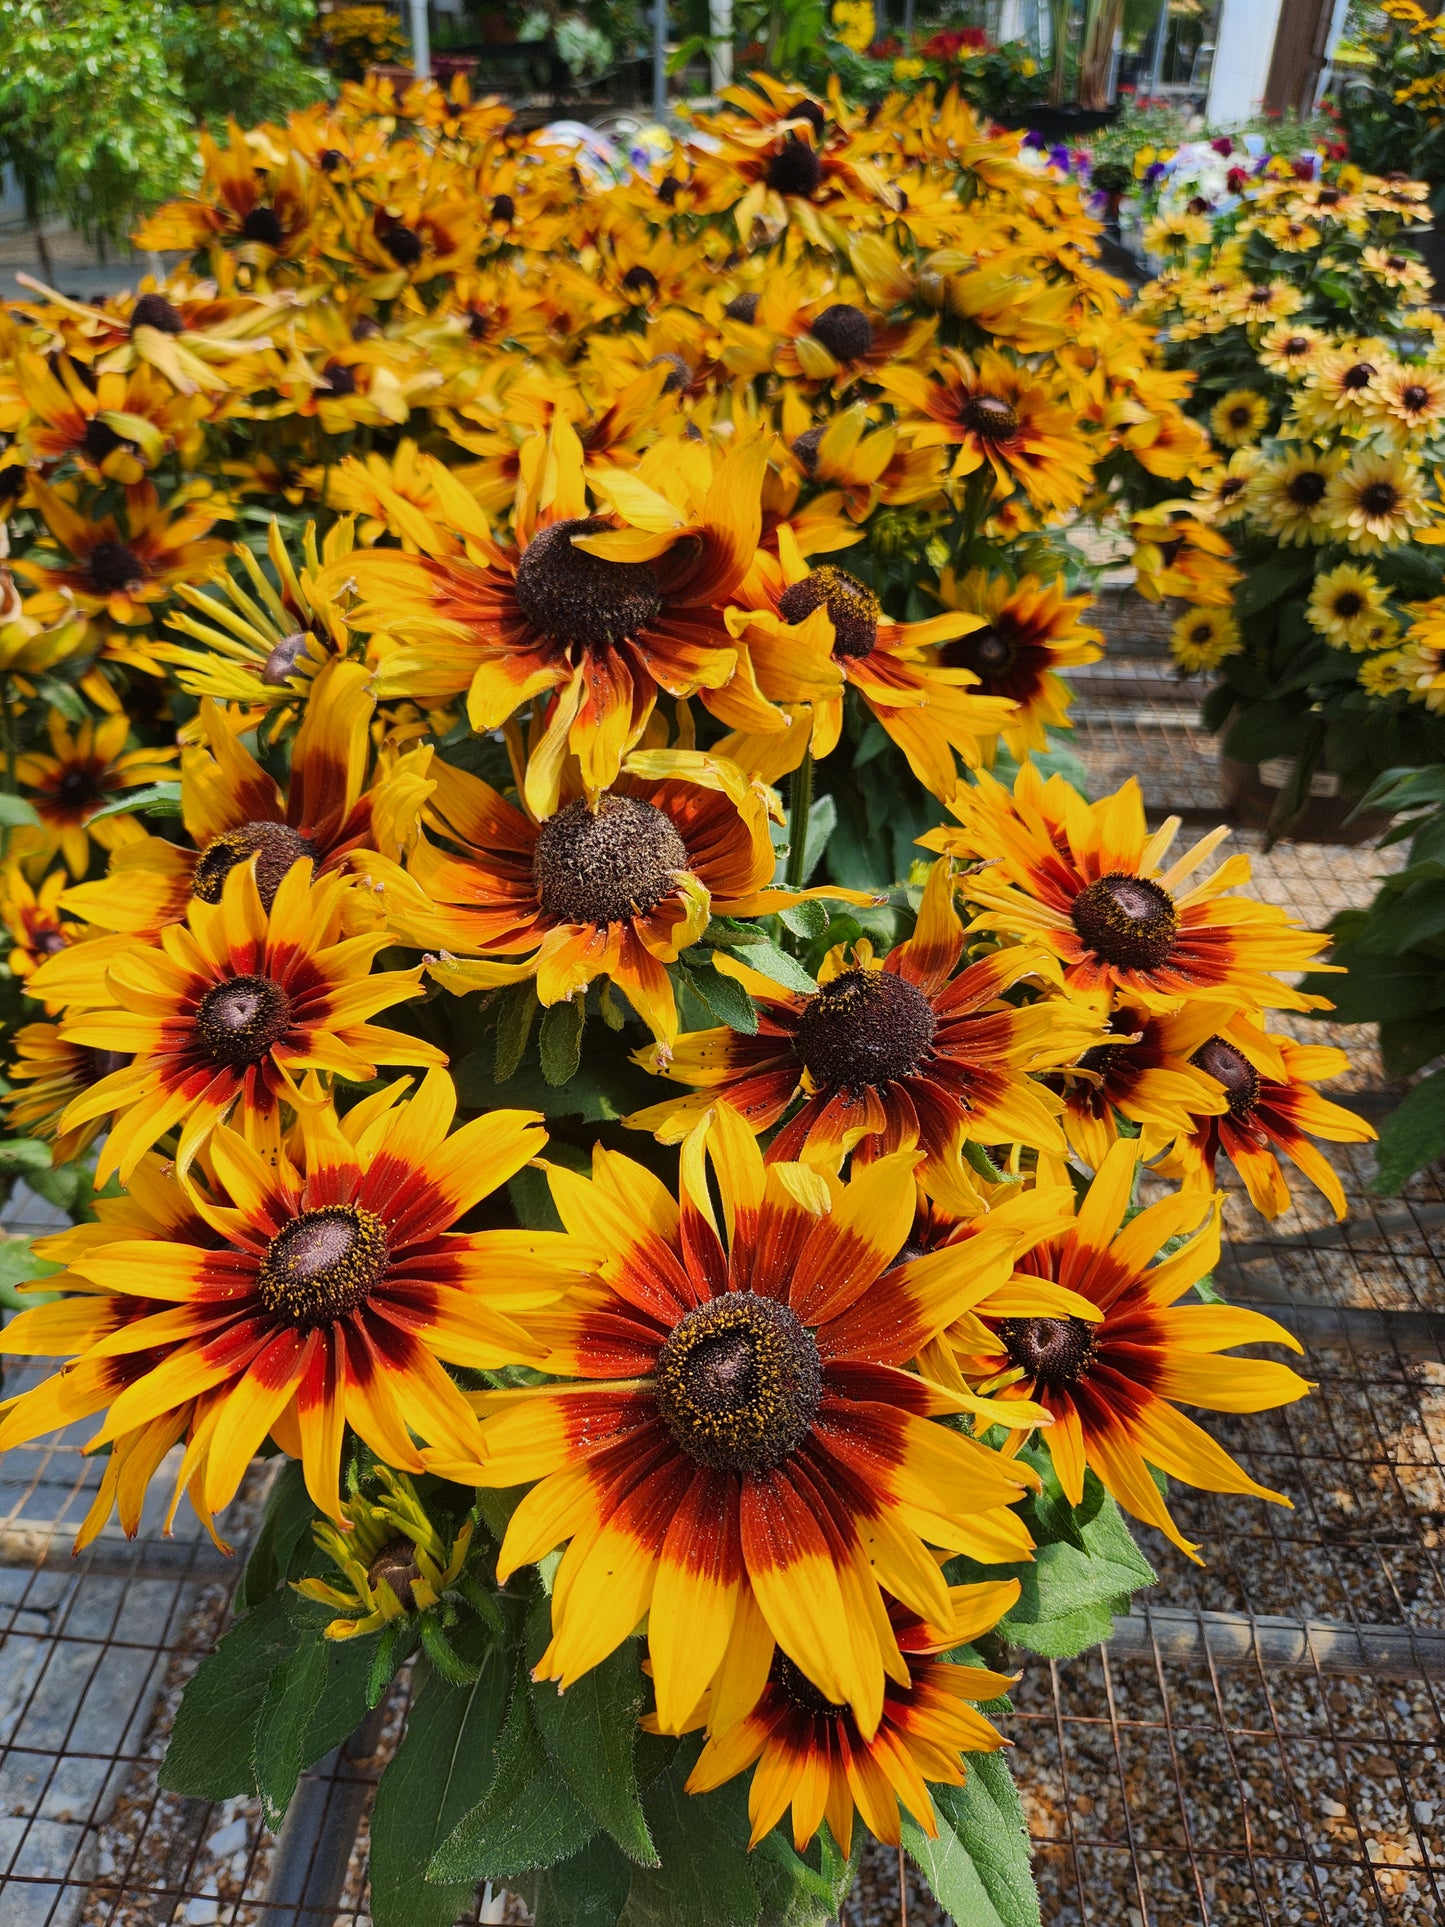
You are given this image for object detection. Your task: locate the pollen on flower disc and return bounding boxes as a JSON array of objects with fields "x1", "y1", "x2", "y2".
[
  {"x1": 1191, "y1": 1035, "x2": 1261, "y2": 1117},
  {"x1": 87, "y1": 543, "x2": 146, "y2": 593},
  {"x1": 809, "y1": 304, "x2": 872, "y2": 363},
  {"x1": 724, "y1": 291, "x2": 759, "y2": 323},
  {"x1": 654, "y1": 1292, "x2": 822, "y2": 1475},
  {"x1": 1070, "y1": 873, "x2": 1179, "y2": 971},
  {"x1": 791, "y1": 427, "x2": 824, "y2": 474},
  {"x1": 771, "y1": 1650, "x2": 846, "y2": 1719},
  {"x1": 130, "y1": 294, "x2": 184, "y2": 335},
  {"x1": 194, "y1": 973, "x2": 294, "y2": 1067},
  {"x1": 997, "y1": 1315, "x2": 1098, "y2": 1390},
  {"x1": 512, "y1": 516, "x2": 664, "y2": 651},
  {"x1": 256, "y1": 1204, "x2": 389, "y2": 1327},
  {"x1": 776, "y1": 565, "x2": 880, "y2": 660},
  {"x1": 961, "y1": 393, "x2": 1020, "y2": 439},
  {"x1": 532, "y1": 794, "x2": 688, "y2": 926},
  {"x1": 368, "y1": 1538, "x2": 423, "y2": 1611},
  {"x1": 192, "y1": 821, "x2": 319, "y2": 911},
  {"x1": 793, "y1": 968, "x2": 937, "y2": 1089}
]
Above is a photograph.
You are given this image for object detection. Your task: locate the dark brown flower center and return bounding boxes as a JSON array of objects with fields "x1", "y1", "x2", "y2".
[
  {"x1": 1286, "y1": 468, "x2": 1327, "y2": 507},
  {"x1": 1227, "y1": 405, "x2": 1252, "y2": 428},
  {"x1": 1190, "y1": 1035, "x2": 1260, "y2": 1118},
  {"x1": 622, "y1": 264, "x2": 658, "y2": 298},
  {"x1": 776, "y1": 565, "x2": 880, "y2": 660},
  {"x1": 492, "y1": 193, "x2": 516, "y2": 222},
  {"x1": 1333, "y1": 590, "x2": 1364, "y2": 620},
  {"x1": 367, "y1": 1538, "x2": 424, "y2": 1612},
  {"x1": 654, "y1": 1292, "x2": 822, "y2": 1475},
  {"x1": 1070, "y1": 874, "x2": 1179, "y2": 971},
  {"x1": 82, "y1": 419, "x2": 126, "y2": 463},
  {"x1": 319, "y1": 361, "x2": 356, "y2": 397},
  {"x1": 1403, "y1": 385, "x2": 1431, "y2": 412},
  {"x1": 380, "y1": 221, "x2": 423, "y2": 267},
  {"x1": 192, "y1": 821, "x2": 319, "y2": 911},
  {"x1": 791, "y1": 426, "x2": 824, "y2": 474},
  {"x1": 1359, "y1": 482, "x2": 1400, "y2": 516},
  {"x1": 1280, "y1": 335, "x2": 1310, "y2": 358},
  {"x1": 1342, "y1": 362, "x2": 1376, "y2": 390},
  {"x1": 996, "y1": 1315, "x2": 1098, "y2": 1391},
  {"x1": 54, "y1": 763, "x2": 107, "y2": 810},
  {"x1": 771, "y1": 1650, "x2": 846, "y2": 1719},
  {"x1": 256, "y1": 1205, "x2": 389, "y2": 1328},
  {"x1": 194, "y1": 973, "x2": 293, "y2": 1067},
  {"x1": 34, "y1": 926, "x2": 68, "y2": 956},
  {"x1": 513, "y1": 516, "x2": 664, "y2": 652},
  {"x1": 810, "y1": 304, "x2": 872, "y2": 363},
  {"x1": 724, "y1": 291, "x2": 759, "y2": 323},
  {"x1": 766, "y1": 137, "x2": 822, "y2": 198},
  {"x1": 533, "y1": 794, "x2": 688, "y2": 926},
  {"x1": 261, "y1": 631, "x2": 314, "y2": 686},
  {"x1": 87, "y1": 542, "x2": 146, "y2": 593},
  {"x1": 961, "y1": 393, "x2": 1020, "y2": 439},
  {"x1": 647, "y1": 352, "x2": 692, "y2": 395},
  {"x1": 241, "y1": 205, "x2": 285, "y2": 247},
  {"x1": 793, "y1": 968, "x2": 937, "y2": 1090},
  {"x1": 83, "y1": 1046, "x2": 132, "y2": 1082},
  {"x1": 130, "y1": 293, "x2": 184, "y2": 335},
  {"x1": 940, "y1": 623, "x2": 1015, "y2": 679}
]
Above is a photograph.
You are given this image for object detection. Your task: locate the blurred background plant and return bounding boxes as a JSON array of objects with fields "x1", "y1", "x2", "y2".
[
  {"x1": 1336, "y1": 0, "x2": 1445, "y2": 219},
  {"x1": 310, "y1": 2, "x2": 407, "y2": 79}
]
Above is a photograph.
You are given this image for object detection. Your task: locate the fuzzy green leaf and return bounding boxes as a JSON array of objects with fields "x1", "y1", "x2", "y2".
[
  {"x1": 539, "y1": 998, "x2": 586, "y2": 1087},
  {"x1": 528, "y1": 1608, "x2": 657, "y2": 1865},
  {"x1": 1375, "y1": 1069, "x2": 1445, "y2": 1193},
  {"x1": 159, "y1": 1593, "x2": 296, "y2": 1799}
]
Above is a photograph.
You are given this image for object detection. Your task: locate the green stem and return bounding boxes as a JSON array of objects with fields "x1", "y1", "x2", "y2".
[{"x1": 785, "y1": 749, "x2": 813, "y2": 892}]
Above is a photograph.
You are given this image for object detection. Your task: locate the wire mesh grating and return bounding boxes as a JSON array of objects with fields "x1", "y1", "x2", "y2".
[{"x1": 2, "y1": 689, "x2": 1442, "y2": 1925}]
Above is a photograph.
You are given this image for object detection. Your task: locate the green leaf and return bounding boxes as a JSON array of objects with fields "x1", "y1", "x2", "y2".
[
  {"x1": 0, "y1": 1233, "x2": 61, "y2": 1311},
  {"x1": 253, "y1": 1600, "x2": 375, "y2": 1826},
  {"x1": 494, "y1": 981, "x2": 539, "y2": 1083},
  {"x1": 528, "y1": 1607, "x2": 657, "y2": 1866},
  {"x1": 619, "y1": 1741, "x2": 760, "y2": 1927},
  {"x1": 1380, "y1": 1012, "x2": 1445, "y2": 1082},
  {"x1": 241, "y1": 1459, "x2": 316, "y2": 1609},
  {"x1": 0, "y1": 1136, "x2": 52, "y2": 1175},
  {"x1": 430, "y1": 1662, "x2": 598, "y2": 1883},
  {"x1": 1375, "y1": 1069, "x2": 1445, "y2": 1193},
  {"x1": 728, "y1": 939, "x2": 817, "y2": 996},
  {"x1": 539, "y1": 999, "x2": 586, "y2": 1087},
  {"x1": 0, "y1": 794, "x2": 40, "y2": 828},
  {"x1": 370, "y1": 1640, "x2": 511, "y2": 1927},
  {"x1": 84, "y1": 781, "x2": 183, "y2": 822},
  {"x1": 457, "y1": 1038, "x2": 658, "y2": 1123},
  {"x1": 678, "y1": 961, "x2": 758, "y2": 1034},
  {"x1": 518, "y1": 1833, "x2": 633, "y2": 1927},
  {"x1": 159, "y1": 1593, "x2": 296, "y2": 1799},
  {"x1": 752, "y1": 1827, "x2": 858, "y2": 1926},
  {"x1": 778, "y1": 900, "x2": 829, "y2": 941},
  {"x1": 906, "y1": 1750, "x2": 1039, "y2": 1927}
]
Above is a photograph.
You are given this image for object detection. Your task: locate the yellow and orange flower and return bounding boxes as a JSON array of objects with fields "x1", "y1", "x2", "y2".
[
  {"x1": 628, "y1": 859, "x2": 1099, "y2": 1212},
  {"x1": 16, "y1": 713, "x2": 179, "y2": 879},
  {"x1": 925, "y1": 766, "x2": 1333, "y2": 1016},
  {"x1": 450, "y1": 1105, "x2": 1097, "y2": 1737},
  {"x1": 1049, "y1": 1002, "x2": 1230, "y2": 1171},
  {"x1": 2, "y1": 1020, "x2": 124, "y2": 1165},
  {"x1": 931, "y1": 568, "x2": 1103, "y2": 756},
  {"x1": 964, "y1": 1138, "x2": 1311, "y2": 1560},
  {"x1": 14, "y1": 478, "x2": 229, "y2": 631},
  {"x1": 29, "y1": 857, "x2": 445, "y2": 1182},
  {"x1": 0, "y1": 1073, "x2": 585, "y2": 1528}
]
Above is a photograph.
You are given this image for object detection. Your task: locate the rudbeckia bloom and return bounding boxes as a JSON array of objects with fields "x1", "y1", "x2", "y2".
[
  {"x1": 879, "y1": 348, "x2": 1094, "y2": 513},
  {"x1": 14, "y1": 478, "x2": 228, "y2": 631},
  {"x1": 967, "y1": 1138, "x2": 1311, "y2": 1560},
  {"x1": 293, "y1": 1466, "x2": 473, "y2": 1638},
  {"x1": 1, "y1": 866, "x2": 79, "y2": 982},
  {"x1": 1048, "y1": 1002, "x2": 1230, "y2": 1171},
  {"x1": 1248, "y1": 447, "x2": 1345, "y2": 547},
  {"x1": 1306, "y1": 562, "x2": 1391, "y2": 651},
  {"x1": 1324, "y1": 451, "x2": 1433, "y2": 553},
  {"x1": 628, "y1": 859, "x2": 1099, "y2": 1212},
  {"x1": 726, "y1": 527, "x2": 1015, "y2": 803},
  {"x1": 930, "y1": 568, "x2": 1103, "y2": 756},
  {"x1": 16, "y1": 713, "x2": 179, "y2": 879},
  {"x1": 0, "y1": 1074, "x2": 583, "y2": 1526},
  {"x1": 1208, "y1": 389, "x2": 1270, "y2": 449},
  {"x1": 2, "y1": 1020, "x2": 126, "y2": 1164},
  {"x1": 397, "y1": 748, "x2": 849, "y2": 1048},
  {"x1": 455, "y1": 1107, "x2": 1100, "y2": 1737},
  {"x1": 924, "y1": 766, "x2": 1333, "y2": 1015},
  {"x1": 1159, "y1": 1018, "x2": 1375, "y2": 1221},
  {"x1": 680, "y1": 1584, "x2": 1018, "y2": 1854},
  {"x1": 62, "y1": 660, "x2": 432, "y2": 939},
  {"x1": 1169, "y1": 606, "x2": 1242, "y2": 673},
  {"x1": 14, "y1": 353, "x2": 194, "y2": 483},
  {"x1": 327, "y1": 424, "x2": 767, "y2": 814},
  {"x1": 31, "y1": 858, "x2": 446, "y2": 1182}
]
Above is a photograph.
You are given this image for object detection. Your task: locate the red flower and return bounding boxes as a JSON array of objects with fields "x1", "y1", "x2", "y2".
[{"x1": 1211, "y1": 136, "x2": 1234, "y2": 156}]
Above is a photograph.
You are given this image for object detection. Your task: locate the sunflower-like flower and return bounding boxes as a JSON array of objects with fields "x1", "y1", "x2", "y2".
[
  {"x1": 395, "y1": 748, "x2": 852, "y2": 1048},
  {"x1": 924, "y1": 766, "x2": 1333, "y2": 1016},
  {"x1": 1306, "y1": 562, "x2": 1392, "y2": 650},
  {"x1": 1324, "y1": 450, "x2": 1434, "y2": 553},
  {"x1": 326, "y1": 425, "x2": 768, "y2": 814},
  {"x1": 16, "y1": 714, "x2": 179, "y2": 879},
  {"x1": 1168, "y1": 605, "x2": 1242, "y2": 673},
  {"x1": 1192, "y1": 449, "x2": 1263, "y2": 528},
  {"x1": 965, "y1": 1138, "x2": 1311, "y2": 1561},
  {"x1": 724, "y1": 528, "x2": 1015, "y2": 801},
  {"x1": 1, "y1": 865, "x2": 79, "y2": 981},
  {"x1": 294, "y1": 1466, "x2": 474, "y2": 1638},
  {"x1": 1256, "y1": 321, "x2": 1326, "y2": 378},
  {"x1": 1158, "y1": 1018, "x2": 1375, "y2": 1220},
  {"x1": 1208, "y1": 389, "x2": 1270, "y2": 449},
  {"x1": 10, "y1": 275, "x2": 280, "y2": 397},
  {"x1": 1048, "y1": 1002, "x2": 1230, "y2": 1171},
  {"x1": 29, "y1": 858, "x2": 446, "y2": 1182},
  {"x1": 13, "y1": 353, "x2": 197, "y2": 483},
  {"x1": 879, "y1": 348, "x2": 1094, "y2": 514},
  {"x1": 134, "y1": 123, "x2": 324, "y2": 267},
  {"x1": 928, "y1": 568, "x2": 1102, "y2": 756},
  {"x1": 0, "y1": 1073, "x2": 583, "y2": 1527},
  {"x1": 2, "y1": 1020, "x2": 126, "y2": 1164},
  {"x1": 1374, "y1": 362, "x2": 1445, "y2": 443},
  {"x1": 1248, "y1": 446, "x2": 1345, "y2": 547},
  {"x1": 62, "y1": 660, "x2": 433, "y2": 939},
  {"x1": 452, "y1": 1106, "x2": 1101, "y2": 1736},
  {"x1": 678, "y1": 1584, "x2": 1018, "y2": 1854},
  {"x1": 628, "y1": 859, "x2": 1100, "y2": 1212},
  {"x1": 14, "y1": 478, "x2": 229, "y2": 632}
]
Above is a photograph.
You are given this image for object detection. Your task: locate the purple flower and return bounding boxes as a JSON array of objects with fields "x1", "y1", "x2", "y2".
[
  {"x1": 1048, "y1": 143, "x2": 1069, "y2": 172},
  {"x1": 1145, "y1": 161, "x2": 1166, "y2": 184},
  {"x1": 1023, "y1": 129, "x2": 1046, "y2": 150}
]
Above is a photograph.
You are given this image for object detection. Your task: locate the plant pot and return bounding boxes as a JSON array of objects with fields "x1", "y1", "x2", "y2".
[
  {"x1": 994, "y1": 104, "x2": 1120, "y2": 138},
  {"x1": 1219, "y1": 754, "x2": 1391, "y2": 845}
]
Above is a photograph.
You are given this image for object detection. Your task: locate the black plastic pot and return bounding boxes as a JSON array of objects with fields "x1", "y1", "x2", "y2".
[{"x1": 993, "y1": 104, "x2": 1120, "y2": 138}]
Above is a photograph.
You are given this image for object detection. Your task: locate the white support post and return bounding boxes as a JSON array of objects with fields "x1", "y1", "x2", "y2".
[
  {"x1": 1206, "y1": 0, "x2": 1285, "y2": 126},
  {"x1": 409, "y1": 0, "x2": 431, "y2": 78},
  {"x1": 709, "y1": 0, "x2": 734, "y2": 94}
]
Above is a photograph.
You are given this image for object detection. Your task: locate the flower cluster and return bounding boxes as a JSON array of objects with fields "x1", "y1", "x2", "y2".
[{"x1": 0, "y1": 71, "x2": 1350, "y2": 1907}]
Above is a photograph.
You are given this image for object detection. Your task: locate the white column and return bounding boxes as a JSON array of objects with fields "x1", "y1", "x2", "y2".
[
  {"x1": 408, "y1": 0, "x2": 431, "y2": 78},
  {"x1": 709, "y1": 0, "x2": 734, "y2": 92},
  {"x1": 1206, "y1": 0, "x2": 1284, "y2": 126}
]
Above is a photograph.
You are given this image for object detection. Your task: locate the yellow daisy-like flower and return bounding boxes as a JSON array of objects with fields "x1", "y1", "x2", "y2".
[
  {"x1": 1361, "y1": 246, "x2": 1432, "y2": 294},
  {"x1": 1208, "y1": 389, "x2": 1270, "y2": 449},
  {"x1": 15, "y1": 714, "x2": 179, "y2": 879},
  {"x1": 1249, "y1": 446, "x2": 1345, "y2": 547},
  {"x1": 1324, "y1": 451, "x2": 1433, "y2": 552},
  {"x1": 1256, "y1": 321, "x2": 1326, "y2": 378},
  {"x1": 2, "y1": 1020, "x2": 125, "y2": 1164},
  {"x1": 1374, "y1": 362, "x2": 1445, "y2": 444},
  {"x1": 1169, "y1": 605, "x2": 1242, "y2": 673},
  {"x1": 1193, "y1": 449, "x2": 1263, "y2": 527},
  {"x1": 929, "y1": 567, "x2": 1103, "y2": 756},
  {"x1": 1307, "y1": 562, "x2": 1392, "y2": 650}
]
